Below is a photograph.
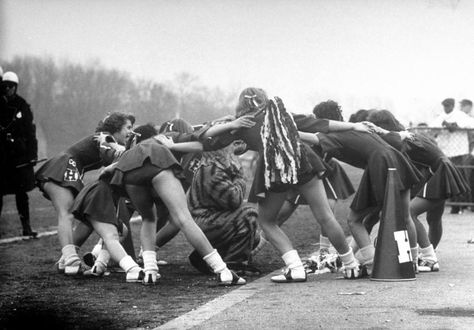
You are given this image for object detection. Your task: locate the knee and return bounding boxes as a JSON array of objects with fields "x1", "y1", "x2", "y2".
[{"x1": 102, "y1": 231, "x2": 120, "y2": 243}]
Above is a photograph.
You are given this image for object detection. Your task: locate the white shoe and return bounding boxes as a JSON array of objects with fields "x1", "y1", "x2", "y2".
[
  {"x1": 342, "y1": 262, "x2": 366, "y2": 279},
  {"x1": 83, "y1": 263, "x2": 107, "y2": 277},
  {"x1": 56, "y1": 257, "x2": 65, "y2": 274},
  {"x1": 418, "y1": 258, "x2": 439, "y2": 272},
  {"x1": 142, "y1": 270, "x2": 161, "y2": 285},
  {"x1": 217, "y1": 270, "x2": 246, "y2": 286},
  {"x1": 126, "y1": 268, "x2": 145, "y2": 283},
  {"x1": 64, "y1": 258, "x2": 88, "y2": 276},
  {"x1": 271, "y1": 267, "x2": 307, "y2": 283}
]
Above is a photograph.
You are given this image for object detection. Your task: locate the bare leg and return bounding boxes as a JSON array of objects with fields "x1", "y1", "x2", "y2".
[
  {"x1": 43, "y1": 182, "x2": 75, "y2": 248},
  {"x1": 410, "y1": 197, "x2": 444, "y2": 248},
  {"x1": 257, "y1": 191, "x2": 294, "y2": 255},
  {"x1": 426, "y1": 200, "x2": 445, "y2": 249},
  {"x1": 298, "y1": 176, "x2": 349, "y2": 254}
]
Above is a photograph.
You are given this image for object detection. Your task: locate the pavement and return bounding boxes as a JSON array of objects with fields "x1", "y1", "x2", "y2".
[{"x1": 155, "y1": 212, "x2": 474, "y2": 330}]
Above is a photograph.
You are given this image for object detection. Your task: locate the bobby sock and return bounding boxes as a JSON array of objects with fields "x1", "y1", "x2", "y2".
[
  {"x1": 96, "y1": 249, "x2": 110, "y2": 268},
  {"x1": 62, "y1": 244, "x2": 80, "y2": 265},
  {"x1": 203, "y1": 249, "x2": 227, "y2": 274},
  {"x1": 357, "y1": 246, "x2": 375, "y2": 265},
  {"x1": 411, "y1": 247, "x2": 419, "y2": 262},
  {"x1": 91, "y1": 239, "x2": 103, "y2": 258},
  {"x1": 282, "y1": 250, "x2": 304, "y2": 270},
  {"x1": 119, "y1": 255, "x2": 140, "y2": 273},
  {"x1": 419, "y1": 244, "x2": 437, "y2": 261},
  {"x1": 142, "y1": 250, "x2": 158, "y2": 273},
  {"x1": 339, "y1": 247, "x2": 358, "y2": 268},
  {"x1": 319, "y1": 235, "x2": 331, "y2": 250}
]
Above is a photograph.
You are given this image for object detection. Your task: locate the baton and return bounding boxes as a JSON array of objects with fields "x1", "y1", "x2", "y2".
[{"x1": 16, "y1": 158, "x2": 47, "y2": 168}]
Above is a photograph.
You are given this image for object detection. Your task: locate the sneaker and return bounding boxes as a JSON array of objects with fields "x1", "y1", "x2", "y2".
[
  {"x1": 142, "y1": 270, "x2": 161, "y2": 285},
  {"x1": 271, "y1": 267, "x2": 307, "y2": 283},
  {"x1": 342, "y1": 262, "x2": 366, "y2": 279},
  {"x1": 227, "y1": 263, "x2": 261, "y2": 276},
  {"x1": 64, "y1": 258, "x2": 88, "y2": 276},
  {"x1": 217, "y1": 270, "x2": 246, "y2": 286},
  {"x1": 56, "y1": 257, "x2": 65, "y2": 274},
  {"x1": 83, "y1": 264, "x2": 106, "y2": 277},
  {"x1": 83, "y1": 252, "x2": 97, "y2": 268},
  {"x1": 418, "y1": 258, "x2": 439, "y2": 272},
  {"x1": 126, "y1": 268, "x2": 145, "y2": 283}
]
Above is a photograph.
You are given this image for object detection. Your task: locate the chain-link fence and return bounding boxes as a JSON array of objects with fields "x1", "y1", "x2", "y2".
[{"x1": 409, "y1": 127, "x2": 474, "y2": 208}]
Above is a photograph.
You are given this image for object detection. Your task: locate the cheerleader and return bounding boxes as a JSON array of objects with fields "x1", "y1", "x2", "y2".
[
  {"x1": 297, "y1": 102, "x2": 422, "y2": 276},
  {"x1": 106, "y1": 122, "x2": 247, "y2": 285},
  {"x1": 35, "y1": 112, "x2": 134, "y2": 275},
  {"x1": 200, "y1": 88, "x2": 370, "y2": 282},
  {"x1": 366, "y1": 109, "x2": 469, "y2": 272},
  {"x1": 254, "y1": 101, "x2": 356, "y2": 275}
]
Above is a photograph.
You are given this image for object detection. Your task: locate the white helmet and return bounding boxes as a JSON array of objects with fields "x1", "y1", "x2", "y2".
[{"x1": 3, "y1": 71, "x2": 19, "y2": 84}]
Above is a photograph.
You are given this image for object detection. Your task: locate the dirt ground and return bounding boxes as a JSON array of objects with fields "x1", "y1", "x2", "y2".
[
  {"x1": 0, "y1": 191, "x2": 355, "y2": 330},
  {"x1": 0, "y1": 165, "x2": 358, "y2": 330}
]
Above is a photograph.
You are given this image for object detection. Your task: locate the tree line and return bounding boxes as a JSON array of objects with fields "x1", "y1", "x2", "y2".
[{"x1": 2, "y1": 56, "x2": 237, "y2": 156}]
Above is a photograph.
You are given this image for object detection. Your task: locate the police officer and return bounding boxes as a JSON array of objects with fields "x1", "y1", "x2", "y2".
[{"x1": 0, "y1": 71, "x2": 38, "y2": 237}]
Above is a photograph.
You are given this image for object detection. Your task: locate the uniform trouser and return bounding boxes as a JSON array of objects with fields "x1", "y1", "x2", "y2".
[{"x1": 0, "y1": 191, "x2": 32, "y2": 231}]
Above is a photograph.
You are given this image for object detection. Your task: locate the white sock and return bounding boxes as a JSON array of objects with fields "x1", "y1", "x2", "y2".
[
  {"x1": 358, "y1": 246, "x2": 375, "y2": 265},
  {"x1": 411, "y1": 247, "x2": 419, "y2": 262},
  {"x1": 281, "y1": 250, "x2": 303, "y2": 270},
  {"x1": 119, "y1": 255, "x2": 140, "y2": 273},
  {"x1": 319, "y1": 235, "x2": 331, "y2": 250},
  {"x1": 96, "y1": 249, "x2": 111, "y2": 268},
  {"x1": 142, "y1": 250, "x2": 158, "y2": 272},
  {"x1": 62, "y1": 244, "x2": 80, "y2": 265},
  {"x1": 339, "y1": 247, "x2": 358, "y2": 267},
  {"x1": 419, "y1": 244, "x2": 437, "y2": 261},
  {"x1": 203, "y1": 249, "x2": 227, "y2": 274},
  {"x1": 91, "y1": 239, "x2": 103, "y2": 258}
]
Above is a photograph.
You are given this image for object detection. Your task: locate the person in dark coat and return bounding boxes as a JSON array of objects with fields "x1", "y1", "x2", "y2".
[{"x1": 0, "y1": 71, "x2": 38, "y2": 237}]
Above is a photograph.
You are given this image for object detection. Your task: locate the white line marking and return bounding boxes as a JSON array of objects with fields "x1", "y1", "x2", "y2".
[
  {"x1": 0, "y1": 230, "x2": 57, "y2": 244},
  {"x1": 155, "y1": 272, "x2": 277, "y2": 330}
]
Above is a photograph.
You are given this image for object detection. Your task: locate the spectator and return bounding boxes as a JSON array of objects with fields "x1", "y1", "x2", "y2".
[
  {"x1": 0, "y1": 71, "x2": 38, "y2": 237},
  {"x1": 430, "y1": 98, "x2": 474, "y2": 214},
  {"x1": 460, "y1": 99, "x2": 473, "y2": 115}
]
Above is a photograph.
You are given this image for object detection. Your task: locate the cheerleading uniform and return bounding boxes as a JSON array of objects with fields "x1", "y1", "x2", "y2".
[
  {"x1": 381, "y1": 132, "x2": 469, "y2": 200},
  {"x1": 200, "y1": 111, "x2": 328, "y2": 198},
  {"x1": 299, "y1": 130, "x2": 422, "y2": 211},
  {"x1": 35, "y1": 133, "x2": 125, "y2": 198},
  {"x1": 109, "y1": 132, "x2": 203, "y2": 193}
]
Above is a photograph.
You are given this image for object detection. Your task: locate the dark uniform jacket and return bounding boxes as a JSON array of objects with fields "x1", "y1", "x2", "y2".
[{"x1": 0, "y1": 94, "x2": 38, "y2": 194}]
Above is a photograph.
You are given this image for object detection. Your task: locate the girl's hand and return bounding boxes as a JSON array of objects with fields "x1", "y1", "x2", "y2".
[
  {"x1": 399, "y1": 131, "x2": 415, "y2": 141},
  {"x1": 353, "y1": 122, "x2": 374, "y2": 133},
  {"x1": 230, "y1": 115, "x2": 256, "y2": 130},
  {"x1": 155, "y1": 134, "x2": 175, "y2": 148}
]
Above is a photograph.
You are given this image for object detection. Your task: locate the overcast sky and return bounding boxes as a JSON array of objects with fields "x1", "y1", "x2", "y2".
[{"x1": 2, "y1": 0, "x2": 473, "y2": 124}]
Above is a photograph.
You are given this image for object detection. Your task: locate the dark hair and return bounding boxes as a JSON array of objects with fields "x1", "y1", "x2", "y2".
[
  {"x1": 159, "y1": 118, "x2": 194, "y2": 134},
  {"x1": 96, "y1": 112, "x2": 136, "y2": 134},
  {"x1": 367, "y1": 110, "x2": 405, "y2": 132},
  {"x1": 235, "y1": 87, "x2": 268, "y2": 117},
  {"x1": 441, "y1": 98, "x2": 455, "y2": 107},
  {"x1": 461, "y1": 99, "x2": 473, "y2": 107},
  {"x1": 134, "y1": 123, "x2": 157, "y2": 144},
  {"x1": 313, "y1": 100, "x2": 343, "y2": 121},
  {"x1": 348, "y1": 109, "x2": 369, "y2": 123}
]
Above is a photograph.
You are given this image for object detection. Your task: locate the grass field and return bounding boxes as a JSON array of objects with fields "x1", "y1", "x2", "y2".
[{"x1": 0, "y1": 163, "x2": 364, "y2": 329}]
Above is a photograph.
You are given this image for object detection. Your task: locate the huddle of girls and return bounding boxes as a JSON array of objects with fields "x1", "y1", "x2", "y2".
[{"x1": 35, "y1": 87, "x2": 464, "y2": 286}]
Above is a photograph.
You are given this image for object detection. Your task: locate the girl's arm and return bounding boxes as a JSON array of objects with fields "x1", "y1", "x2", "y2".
[
  {"x1": 327, "y1": 120, "x2": 372, "y2": 133},
  {"x1": 201, "y1": 115, "x2": 256, "y2": 138},
  {"x1": 155, "y1": 134, "x2": 203, "y2": 153},
  {"x1": 299, "y1": 131, "x2": 320, "y2": 145}
]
